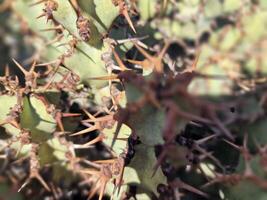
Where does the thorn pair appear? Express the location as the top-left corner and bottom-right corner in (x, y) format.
(128, 41), (170, 73)
(12, 59), (39, 90)
(18, 144), (50, 193)
(71, 109), (113, 137)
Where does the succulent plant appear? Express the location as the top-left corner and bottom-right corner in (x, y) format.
(0, 0), (267, 200)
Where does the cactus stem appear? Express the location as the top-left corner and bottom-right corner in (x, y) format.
(29, 0), (46, 7)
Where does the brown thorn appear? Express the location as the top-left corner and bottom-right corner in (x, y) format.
(94, 159), (116, 164)
(70, 125), (98, 136)
(79, 169), (100, 175)
(196, 134), (216, 145)
(62, 113), (81, 117)
(39, 25), (62, 32)
(4, 64), (10, 77)
(121, 8), (136, 33)
(12, 59), (28, 75)
(111, 121), (123, 149)
(126, 59), (144, 66)
(158, 41), (170, 59)
(88, 75), (118, 81)
(112, 48), (127, 71)
(82, 114), (113, 123)
(80, 134), (104, 148)
(133, 42), (153, 61)
(29, 60), (37, 73)
(82, 108), (96, 120)
(223, 139), (241, 150)
(34, 173), (51, 192)
(55, 112), (65, 132)
(18, 178), (30, 192)
(98, 180), (107, 200)
(172, 179), (209, 198)
(36, 12), (46, 19)
(152, 149), (167, 177)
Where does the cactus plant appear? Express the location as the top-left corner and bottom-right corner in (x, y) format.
(0, 0), (267, 199)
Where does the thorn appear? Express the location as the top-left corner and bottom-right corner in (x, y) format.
(153, 149), (167, 177)
(111, 121), (123, 149)
(210, 112), (234, 141)
(223, 139), (240, 150)
(82, 114), (113, 123)
(98, 180), (107, 200)
(191, 50), (201, 72)
(0, 154), (7, 159)
(18, 178), (30, 192)
(62, 113), (81, 117)
(70, 125), (98, 136)
(133, 41), (170, 73)
(88, 183), (100, 200)
(196, 134), (216, 145)
(34, 173), (51, 192)
(55, 112), (65, 132)
(196, 146), (225, 172)
(112, 48), (127, 71)
(133, 42), (153, 61)
(36, 12), (47, 19)
(12, 59), (28, 75)
(121, 8), (136, 33)
(79, 169), (100, 175)
(4, 64), (10, 77)
(35, 60), (59, 67)
(39, 25), (62, 32)
(88, 75), (118, 81)
(82, 109), (96, 120)
(74, 134), (104, 148)
(15, 143), (23, 158)
(94, 159), (116, 164)
(173, 179), (209, 198)
(46, 34), (64, 46)
(126, 59), (143, 66)
(29, 60), (37, 73)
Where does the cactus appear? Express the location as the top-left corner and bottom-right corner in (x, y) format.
(0, 0), (267, 199)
